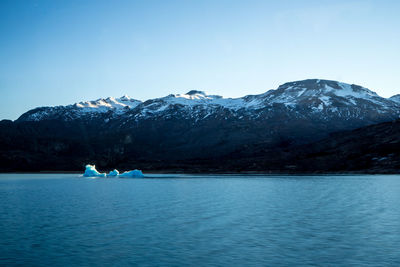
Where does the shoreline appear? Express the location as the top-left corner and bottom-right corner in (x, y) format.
(0, 170), (399, 175)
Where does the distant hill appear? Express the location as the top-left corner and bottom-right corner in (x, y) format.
(211, 119), (400, 173)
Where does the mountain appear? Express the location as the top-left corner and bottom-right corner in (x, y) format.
(389, 94), (400, 103)
(18, 95), (142, 121)
(18, 79), (399, 124)
(1, 79), (400, 172)
(220, 118), (400, 173)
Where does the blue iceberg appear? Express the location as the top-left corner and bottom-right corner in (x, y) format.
(83, 164), (144, 178)
(108, 169), (119, 176)
(119, 169), (144, 178)
(84, 164), (106, 177)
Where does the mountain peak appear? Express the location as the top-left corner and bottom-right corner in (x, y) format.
(276, 79), (378, 98)
(390, 94), (400, 103)
(186, 90), (206, 96)
(279, 79), (346, 90)
(119, 95), (131, 101)
(169, 90), (223, 101)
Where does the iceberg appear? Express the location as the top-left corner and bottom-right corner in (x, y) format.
(83, 164), (144, 178)
(84, 164), (107, 177)
(108, 169), (119, 176)
(119, 169), (144, 178)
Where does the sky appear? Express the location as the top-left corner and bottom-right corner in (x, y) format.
(1, 0), (399, 120)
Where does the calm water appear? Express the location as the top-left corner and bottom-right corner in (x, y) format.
(0, 174), (400, 266)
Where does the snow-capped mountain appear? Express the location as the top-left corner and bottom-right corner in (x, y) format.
(17, 79), (400, 123)
(14, 78), (400, 156)
(3, 79), (400, 172)
(265, 79), (395, 109)
(74, 95), (141, 113)
(18, 95), (142, 121)
(389, 94), (400, 103)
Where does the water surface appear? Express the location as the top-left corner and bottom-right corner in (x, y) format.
(1, 174), (400, 266)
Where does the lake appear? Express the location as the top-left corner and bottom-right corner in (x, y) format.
(0, 174), (400, 266)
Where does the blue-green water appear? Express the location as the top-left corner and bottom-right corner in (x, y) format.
(1, 174), (400, 266)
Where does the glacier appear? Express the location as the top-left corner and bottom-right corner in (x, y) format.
(83, 164), (144, 178)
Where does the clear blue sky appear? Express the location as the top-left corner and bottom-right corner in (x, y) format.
(1, 0), (399, 120)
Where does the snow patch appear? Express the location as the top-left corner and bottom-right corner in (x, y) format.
(75, 96), (141, 114)
(389, 94), (400, 103)
(319, 96), (331, 105)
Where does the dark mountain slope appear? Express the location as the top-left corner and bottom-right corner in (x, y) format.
(210, 119), (400, 173)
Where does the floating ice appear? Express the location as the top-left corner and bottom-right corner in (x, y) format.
(108, 169), (119, 176)
(83, 164), (106, 177)
(83, 164), (144, 178)
(119, 169), (144, 178)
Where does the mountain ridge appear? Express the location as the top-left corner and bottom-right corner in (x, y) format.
(16, 79), (400, 123)
(2, 79), (400, 172)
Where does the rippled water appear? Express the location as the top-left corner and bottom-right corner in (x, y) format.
(0, 174), (400, 266)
